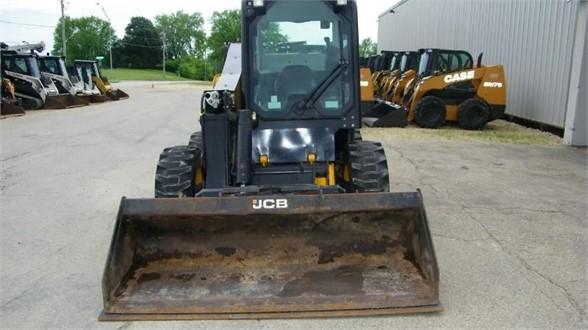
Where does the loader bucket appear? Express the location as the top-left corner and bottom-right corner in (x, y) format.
(106, 89), (129, 101)
(1, 103), (25, 117)
(362, 101), (408, 128)
(100, 191), (440, 321)
(43, 95), (89, 109)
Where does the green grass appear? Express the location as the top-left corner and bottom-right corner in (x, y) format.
(104, 68), (192, 82)
(364, 120), (562, 146)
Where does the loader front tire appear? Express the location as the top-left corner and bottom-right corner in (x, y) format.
(155, 146), (201, 198)
(188, 131), (203, 148)
(348, 141), (390, 192)
(414, 95), (446, 129)
(458, 99), (490, 130)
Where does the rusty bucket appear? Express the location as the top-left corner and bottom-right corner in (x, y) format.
(100, 192), (440, 321)
(43, 94), (90, 109)
(1, 102), (25, 117)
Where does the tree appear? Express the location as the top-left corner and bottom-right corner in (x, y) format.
(207, 10), (241, 73)
(154, 11), (206, 59)
(261, 22), (288, 52)
(359, 38), (378, 58)
(118, 17), (162, 68)
(52, 16), (116, 64)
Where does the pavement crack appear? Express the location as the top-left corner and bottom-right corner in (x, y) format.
(431, 232), (485, 243)
(1, 152), (31, 162)
(462, 207), (587, 323)
(0, 276), (43, 309)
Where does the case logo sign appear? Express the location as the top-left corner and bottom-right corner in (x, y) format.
(252, 199), (288, 209)
(483, 82), (503, 88)
(444, 70), (475, 84)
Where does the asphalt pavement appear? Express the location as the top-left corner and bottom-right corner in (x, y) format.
(1, 82), (586, 329)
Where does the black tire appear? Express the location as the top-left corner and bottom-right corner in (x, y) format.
(348, 140), (390, 192)
(155, 146), (201, 198)
(188, 131), (203, 148)
(458, 99), (490, 130)
(414, 95), (446, 129)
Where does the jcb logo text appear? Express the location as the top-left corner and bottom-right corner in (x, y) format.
(252, 199), (288, 210)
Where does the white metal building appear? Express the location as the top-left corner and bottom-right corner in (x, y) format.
(377, 0), (587, 146)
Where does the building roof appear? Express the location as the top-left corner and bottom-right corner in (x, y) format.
(378, 0), (410, 18)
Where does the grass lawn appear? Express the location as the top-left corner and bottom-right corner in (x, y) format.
(103, 68), (192, 82)
(364, 120), (562, 146)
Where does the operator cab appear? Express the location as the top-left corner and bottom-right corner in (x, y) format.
(244, 0), (358, 120)
(417, 48), (474, 78)
(1, 52), (41, 78)
(38, 56), (68, 76)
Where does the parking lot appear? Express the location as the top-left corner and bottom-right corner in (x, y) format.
(1, 82), (586, 329)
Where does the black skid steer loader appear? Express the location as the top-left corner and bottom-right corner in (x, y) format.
(101, 0), (439, 321)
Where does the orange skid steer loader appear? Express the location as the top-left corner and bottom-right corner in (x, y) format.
(400, 49), (507, 129)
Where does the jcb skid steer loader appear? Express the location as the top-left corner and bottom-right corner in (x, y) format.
(1, 78), (25, 117)
(1, 50), (82, 110)
(101, 0), (440, 321)
(397, 49), (506, 130)
(74, 60), (129, 101)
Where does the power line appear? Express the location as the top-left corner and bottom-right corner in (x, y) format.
(0, 20), (55, 28)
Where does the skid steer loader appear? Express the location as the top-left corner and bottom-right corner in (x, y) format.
(399, 48), (506, 129)
(362, 50), (420, 127)
(1, 78), (25, 117)
(37, 56), (90, 107)
(371, 51), (401, 97)
(1, 50), (83, 110)
(380, 50), (420, 101)
(101, 0), (439, 321)
(74, 60), (129, 101)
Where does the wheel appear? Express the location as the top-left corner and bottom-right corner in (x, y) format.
(458, 99), (490, 130)
(155, 146), (202, 198)
(414, 95), (446, 129)
(188, 131), (203, 148)
(347, 140), (390, 192)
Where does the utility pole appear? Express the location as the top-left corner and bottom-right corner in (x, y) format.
(60, 0), (66, 57)
(162, 32), (166, 78)
(97, 2), (113, 72)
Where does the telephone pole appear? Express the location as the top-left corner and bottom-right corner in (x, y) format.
(97, 2), (113, 72)
(162, 32), (166, 78)
(60, 0), (66, 57)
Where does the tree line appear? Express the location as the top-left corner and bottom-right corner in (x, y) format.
(52, 10), (240, 81)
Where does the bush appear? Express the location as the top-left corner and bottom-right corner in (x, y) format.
(176, 56), (216, 81)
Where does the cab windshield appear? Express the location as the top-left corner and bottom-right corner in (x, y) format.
(39, 58), (66, 76)
(250, 1), (353, 115)
(400, 55), (408, 72)
(417, 52), (430, 77)
(389, 55), (399, 71)
(3, 55), (41, 77)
